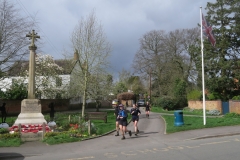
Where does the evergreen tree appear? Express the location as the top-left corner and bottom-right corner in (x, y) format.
(203, 0), (240, 100)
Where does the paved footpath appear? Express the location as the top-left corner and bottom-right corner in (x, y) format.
(1, 107), (240, 160)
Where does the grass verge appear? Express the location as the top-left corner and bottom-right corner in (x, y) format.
(151, 106), (217, 116)
(162, 114), (240, 134)
(42, 110), (117, 145)
(0, 138), (22, 147)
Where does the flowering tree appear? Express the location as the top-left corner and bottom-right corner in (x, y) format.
(36, 54), (67, 99)
(22, 54), (69, 99)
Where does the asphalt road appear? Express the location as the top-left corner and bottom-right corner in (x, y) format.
(1, 107), (240, 160)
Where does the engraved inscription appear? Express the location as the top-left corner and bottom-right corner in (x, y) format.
(21, 99), (41, 113)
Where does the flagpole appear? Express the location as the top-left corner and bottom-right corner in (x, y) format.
(200, 7), (206, 125)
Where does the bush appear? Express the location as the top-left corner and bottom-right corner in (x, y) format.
(0, 132), (20, 139)
(187, 90), (202, 100)
(224, 112), (240, 118)
(207, 92), (221, 100)
(44, 132), (60, 137)
(232, 95), (240, 100)
(159, 96), (177, 110)
(1, 80), (27, 100)
(151, 97), (162, 107)
(0, 128), (9, 134)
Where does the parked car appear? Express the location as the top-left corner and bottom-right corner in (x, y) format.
(112, 99), (118, 108)
(137, 99), (145, 107)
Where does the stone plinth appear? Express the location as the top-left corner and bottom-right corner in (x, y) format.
(14, 99), (47, 125)
(21, 131), (43, 142)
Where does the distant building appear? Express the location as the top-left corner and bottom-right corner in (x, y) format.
(0, 58), (72, 99)
(0, 75), (70, 99)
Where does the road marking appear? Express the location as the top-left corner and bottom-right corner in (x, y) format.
(121, 151), (137, 156)
(181, 145), (200, 149)
(231, 138), (240, 141)
(104, 153), (118, 158)
(137, 149), (156, 154)
(65, 156), (94, 160)
(200, 141), (230, 145)
(152, 148), (169, 152)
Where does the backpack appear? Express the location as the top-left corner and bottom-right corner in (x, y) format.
(119, 110), (128, 118)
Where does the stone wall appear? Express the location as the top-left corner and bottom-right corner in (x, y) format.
(188, 100), (222, 113)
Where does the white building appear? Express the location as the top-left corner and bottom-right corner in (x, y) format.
(0, 75), (70, 99)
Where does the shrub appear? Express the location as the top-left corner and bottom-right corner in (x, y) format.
(207, 92), (221, 100)
(0, 128), (9, 134)
(232, 95), (240, 100)
(187, 90), (202, 100)
(44, 132), (60, 137)
(0, 132), (20, 139)
(151, 97), (162, 107)
(159, 96), (177, 110)
(224, 112), (240, 118)
(2, 80), (27, 100)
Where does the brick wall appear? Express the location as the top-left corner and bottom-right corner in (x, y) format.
(188, 100), (222, 113)
(229, 100), (240, 114)
(0, 99), (70, 115)
(0, 99), (113, 116)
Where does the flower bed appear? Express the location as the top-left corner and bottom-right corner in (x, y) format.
(9, 124), (51, 133)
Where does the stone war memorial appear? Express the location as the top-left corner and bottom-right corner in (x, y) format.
(11, 30), (50, 141)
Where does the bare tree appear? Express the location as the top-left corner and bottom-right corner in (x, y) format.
(0, 0), (34, 77)
(70, 11), (111, 117)
(133, 28), (199, 97)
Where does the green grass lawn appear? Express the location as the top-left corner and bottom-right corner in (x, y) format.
(151, 106), (209, 116)
(160, 111), (240, 134)
(151, 106), (240, 134)
(0, 138), (22, 147)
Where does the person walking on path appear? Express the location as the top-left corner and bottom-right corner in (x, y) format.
(145, 101), (151, 118)
(130, 103), (141, 136)
(118, 104), (132, 140)
(114, 101), (120, 136)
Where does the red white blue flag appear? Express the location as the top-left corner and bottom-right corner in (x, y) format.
(202, 14), (216, 47)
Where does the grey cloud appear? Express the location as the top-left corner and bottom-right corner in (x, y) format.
(17, 0), (216, 76)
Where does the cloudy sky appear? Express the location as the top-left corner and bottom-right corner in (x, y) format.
(16, 0), (216, 77)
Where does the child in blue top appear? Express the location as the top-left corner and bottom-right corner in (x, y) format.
(117, 104), (132, 140)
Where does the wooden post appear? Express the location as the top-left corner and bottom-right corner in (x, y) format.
(88, 120), (91, 135)
(42, 122), (46, 140)
(69, 115), (71, 122)
(18, 123), (21, 138)
(78, 116), (81, 124)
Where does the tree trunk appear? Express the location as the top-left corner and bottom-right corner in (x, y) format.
(96, 100), (99, 112)
(82, 71), (88, 118)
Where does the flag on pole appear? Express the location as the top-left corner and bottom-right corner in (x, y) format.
(202, 14), (216, 47)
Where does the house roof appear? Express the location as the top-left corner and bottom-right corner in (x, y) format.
(7, 59), (74, 76)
